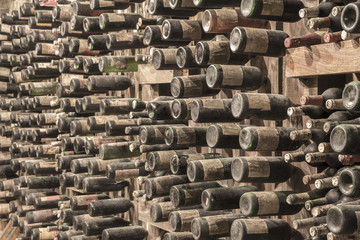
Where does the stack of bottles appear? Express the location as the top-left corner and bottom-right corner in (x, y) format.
(0, 0), (358, 240)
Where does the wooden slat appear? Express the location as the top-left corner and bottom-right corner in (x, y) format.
(135, 65), (183, 85)
(286, 40), (360, 78)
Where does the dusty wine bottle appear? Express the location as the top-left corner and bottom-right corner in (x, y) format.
(105, 119), (137, 136)
(144, 175), (189, 199)
(102, 226), (148, 240)
(88, 198), (133, 216)
(146, 149), (194, 171)
(206, 65), (264, 91)
(187, 158), (234, 182)
(284, 31), (327, 48)
(143, 25), (191, 47)
(99, 56), (146, 72)
(170, 75), (220, 98)
(286, 188), (331, 205)
(239, 126), (303, 151)
(230, 218), (293, 240)
(176, 46), (201, 69)
(99, 142), (141, 160)
(83, 176), (129, 193)
(106, 32), (145, 50)
(165, 126), (207, 148)
(169, 209), (227, 232)
(83, 217), (130, 236)
(191, 214), (243, 240)
(231, 156), (294, 183)
(330, 124), (360, 153)
(191, 99), (238, 123)
(340, 3), (360, 33)
(290, 129), (329, 144)
(147, 0), (198, 16)
(162, 19), (215, 41)
(201, 185), (258, 211)
(232, 93), (293, 120)
(240, 191), (303, 216)
(202, 9), (267, 33)
(34, 195), (69, 210)
(99, 13), (141, 31)
(230, 27), (289, 57)
(195, 41), (252, 66)
(152, 48), (178, 70)
(88, 35), (108, 51)
(87, 75), (132, 92)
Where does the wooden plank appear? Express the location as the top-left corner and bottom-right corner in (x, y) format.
(135, 64), (183, 85)
(286, 40), (360, 78)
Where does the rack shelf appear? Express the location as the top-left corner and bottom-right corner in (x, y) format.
(285, 40), (360, 78)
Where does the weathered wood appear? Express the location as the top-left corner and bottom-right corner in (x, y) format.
(286, 40), (360, 78)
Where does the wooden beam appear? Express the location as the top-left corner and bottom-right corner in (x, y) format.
(285, 40), (360, 78)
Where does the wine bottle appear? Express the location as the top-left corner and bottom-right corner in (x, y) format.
(232, 93), (292, 120)
(144, 175), (189, 199)
(201, 185), (258, 211)
(171, 99), (195, 120)
(150, 201), (181, 222)
(206, 124), (243, 148)
(230, 219), (293, 240)
(99, 13), (141, 31)
(323, 31), (343, 43)
(240, 126), (303, 151)
(330, 124), (360, 153)
(87, 75), (132, 92)
(170, 75), (219, 98)
(27, 176), (60, 189)
(146, 149), (193, 171)
(88, 198), (133, 216)
(165, 126), (207, 148)
(52, 5), (73, 22)
(143, 25), (190, 47)
(83, 217), (130, 236)
(147, 100), (173, 120)
(230, 27), (289, 57)
(106, 32), (146, 50)
(187, 158), (234, 182)
(99, 142), (140, 159)
(286, 188), (332, 206)
(170, 152), (223, 175)
(337, 167), (360, 196)
(288, 105), (330, 119)
(340, 2), (360, 33)
(308, 111), (355, 130)
(202, 9), (267, 33)
(169, 209), (226, 232)
(290, 129), (329, 144)
(307, 16), (342, 31)
(99, 56), (146, 72)
(293, 216), (327, 230)
(191, 214), (243, 240)
(102, 226), (148, 240)
(34, 195), (69, 210)
(195, 41), (252, 66)
(175, 46), (199, 69)
(301, 88), (342, 113)
(284, 143), (318, 163)
(191, 99), (238, 123)
(147, 0), (198, 16)
(88, 35), (108, 51)
(240, 0), (304, 22)
(231, 156), (294, 183)
(299, 2), (339, 18)
(100, 98), (139, 115)
(26, 209), (59, 223)
(161, 19), (215, 41)
(89, 0), (131, 10)
(326, 205), (360, 235)
(304, 188), (342, 210)
(169, 181), (222, 207)
(284, 31), (327, 48)
(83, 16), (101, 33)
(105, 119), (137, 136)
(82, 176), (129, 193)
(240, 191), (303, 216)
(152, 48), (178, 70)
(206, 65), (265, 90)
(338, 154), (360, 165)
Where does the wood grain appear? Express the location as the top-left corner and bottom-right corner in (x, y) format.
(286, 40), (360, 78)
